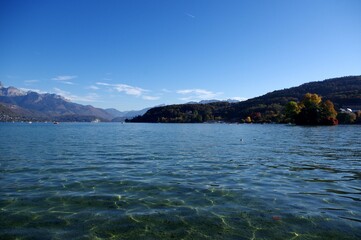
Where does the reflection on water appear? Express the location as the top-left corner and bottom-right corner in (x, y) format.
(0, 123), (360, 239)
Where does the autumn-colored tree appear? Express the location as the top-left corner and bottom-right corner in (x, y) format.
(250, 112), (262, 122)
(319, 100), (338, 125)
(290, 93), (338, 125)
(321, 100), (337, 118)
(301, 93), (322, 108)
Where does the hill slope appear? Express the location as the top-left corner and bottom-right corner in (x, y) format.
(131, 76), (361, 123)
(245, 75), (361, 109)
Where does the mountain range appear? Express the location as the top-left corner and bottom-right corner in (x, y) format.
(0, 81), (158, 122)
(1, 76), (360, 122)
(0, 82), (113, 122)
(0, 83), (239, 122)
(105, 107), (159, 122)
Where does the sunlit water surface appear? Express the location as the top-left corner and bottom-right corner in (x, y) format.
(0, 123), (360, 239)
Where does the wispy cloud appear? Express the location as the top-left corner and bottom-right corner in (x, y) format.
(51, 75), (77, 85)
(177, 89), (211, 95)
(53, 87), (99, 103)
(52, 88), (73, 101)
(96, 82), (147, 97)
(161, 88), (172, 93)
(96, 82), (160, 101)
(19, 88), (47, 94)
(231, 97), (247, 102)
(24, 80), (39, 84)
(52, 75), (77, 81)
(6, 75), (18, 79)
(87, 85), (99, 90)
(177, 88), (222, 101)
(142, 95), (160, 100)
(63, 81), (75, 85)
(185, 13), (196, 18)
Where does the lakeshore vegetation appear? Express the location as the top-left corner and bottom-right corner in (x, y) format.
(130, 76), (361, 125)
(1, 76), (361, 124)
(130, 92), (360, 125)
(131, 92), (360, 125)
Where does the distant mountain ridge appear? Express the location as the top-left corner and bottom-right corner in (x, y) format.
(1, 76), (360, 122)
(105, 107), (154, 119)
(0, 82), (159, 122)
(0, 82), (113, 121)
(0, 82), (27, 97)
(106, 105), (166, 122)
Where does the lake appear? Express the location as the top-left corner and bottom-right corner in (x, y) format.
(0, 123), (360, 239)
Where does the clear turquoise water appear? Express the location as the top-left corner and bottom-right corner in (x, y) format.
(0, 123), (360, 239)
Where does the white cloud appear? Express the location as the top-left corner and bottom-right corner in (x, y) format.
(161, 88), (172, 93)
(19, 88), (47, 94)
(96, 81), (161, 101)
(177, 89), (211, 95)
(230, 97), (247, 102)
(96, 82), (147, 97)
(176, 88), (222, 101)
(142, 95), (160, 100)
(96, 82), (109, 86)
(52, 75), (77, 81)
(24, 80), (39, 84)
(53, 88), (99, 103)
(87, 85), (99, 90)
(53, 88), (71, 99)
(63, 81), (75, 85)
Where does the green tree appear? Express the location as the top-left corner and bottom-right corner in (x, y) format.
(356, 111), (361, 124)
(285, 101), (300, 123)
(337, 112), (356, 124)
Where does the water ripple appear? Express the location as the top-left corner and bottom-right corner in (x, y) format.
(0, 123), (360, 239)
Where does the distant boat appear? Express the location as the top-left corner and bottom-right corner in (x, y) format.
(28, 121), (32, 124)
(53, 121), (59, 124)
(91, 119), (100, 123)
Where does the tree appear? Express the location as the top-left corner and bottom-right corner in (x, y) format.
(321, 100), (337, 119)
(285, 101), (300, 123)
(250, 112), (262, 122)
(292, 93), (338, 125)
(356, 111), (361, 124)
(302, 93), (322, 108)
(337, 112), (356, 124)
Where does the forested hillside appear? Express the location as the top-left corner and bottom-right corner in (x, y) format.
(130, 76), (361, 123)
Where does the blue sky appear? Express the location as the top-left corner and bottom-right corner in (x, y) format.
(1, 0), (360, 111)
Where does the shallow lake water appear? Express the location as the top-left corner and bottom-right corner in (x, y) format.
(0, 123), (360, 239)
